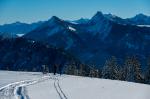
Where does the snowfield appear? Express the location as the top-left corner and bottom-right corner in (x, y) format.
(0, 71), (43, 88)
(0, 71), (150, 99)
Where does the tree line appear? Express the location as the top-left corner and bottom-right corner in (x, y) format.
(50, 56), (150, 84)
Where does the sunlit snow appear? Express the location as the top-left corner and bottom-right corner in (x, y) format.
(0, 71), (150, 99)
(68, 26), (76, 31)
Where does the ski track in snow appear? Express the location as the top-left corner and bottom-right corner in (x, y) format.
(53, 76), (68, 99)
(0, 75), (68, 99)
(0, 76), (50, 99)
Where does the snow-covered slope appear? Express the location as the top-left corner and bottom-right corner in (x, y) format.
(0, 71), (150, 99)
(0, 71), (42, 88)
(60, 76), (150, 99)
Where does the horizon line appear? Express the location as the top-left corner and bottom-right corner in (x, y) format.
(0, 11), (150, 25)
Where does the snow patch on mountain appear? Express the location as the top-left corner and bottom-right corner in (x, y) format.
(16, 34), (25, 37)
(137, 25), (150, 27)
(68, 26), (76, 31)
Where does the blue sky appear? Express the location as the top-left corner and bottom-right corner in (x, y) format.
(0, 0), (150, 24)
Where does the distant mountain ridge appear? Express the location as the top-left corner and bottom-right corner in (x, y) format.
(22, 11), (150, 67)
(0, 21), (44, 38)
(0, 12), (150, 37)
(0, 11), (150, 67)
(104, 13), (150, 25)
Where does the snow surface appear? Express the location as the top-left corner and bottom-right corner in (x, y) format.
(0, 71), (42, 88)
(60, 76), (150, 99)
(0, 71), (150, 99)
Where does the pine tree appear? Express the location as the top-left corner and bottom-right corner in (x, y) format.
(79, 64), (87, 76)
(123, 56), (134, 81)
(90, 65), (100, 78)
(102, 56), (120, 80)
(132, 56), (143, 83)
(64, 61), (77, 75)
(95, 69), (99, 78)
(123, 56), (143, 83)
(119, 67), (125, 81)
(89, 65), (95, 77)
(145, 57), (150, 84)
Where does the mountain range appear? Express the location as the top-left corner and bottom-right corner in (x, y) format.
(0, 21), (44, 38)
(0, 11), (150, 37)
(1, 11), (150, 67)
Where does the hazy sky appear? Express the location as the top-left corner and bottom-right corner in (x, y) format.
(0, 0), (150, 24)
